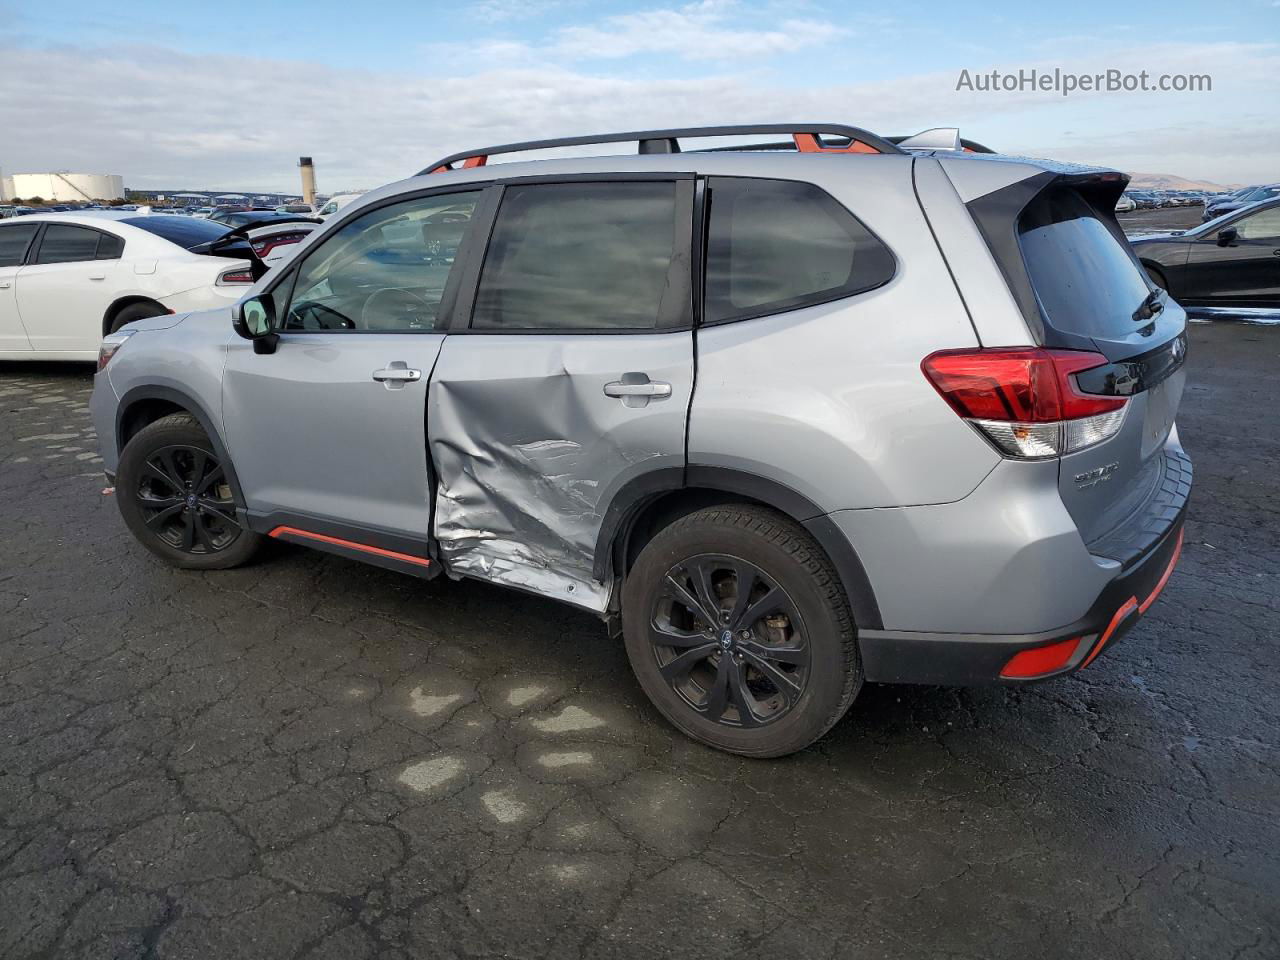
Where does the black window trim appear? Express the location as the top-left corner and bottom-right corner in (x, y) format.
(697, 174), (898, 328)
(261, 182), (494, 336)
(29, 221), (127, 266)
(451, 173), (697, 336)
(0, 221), (43, 268)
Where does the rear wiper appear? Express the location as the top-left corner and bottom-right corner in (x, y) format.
(1133, 288), (1164, 322)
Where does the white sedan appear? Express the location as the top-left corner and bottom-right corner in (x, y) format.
(0, 212), (315, 362)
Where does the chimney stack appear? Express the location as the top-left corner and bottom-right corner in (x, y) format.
(298, 156), (316, 207)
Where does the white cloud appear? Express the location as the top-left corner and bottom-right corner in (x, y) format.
(552, 0), (841, 61)
(0, 38), (1274, 191)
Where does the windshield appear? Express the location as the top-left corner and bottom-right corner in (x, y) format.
(1018, 187), (1153, 340)
(120, 215), (231, 249)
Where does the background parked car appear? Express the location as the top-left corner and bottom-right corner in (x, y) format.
(315, 193), (365, 219)
(275, 203), (314, 215)
(1202, 183), (1280, 222)
(0, 212), (309, 360)
(1115, 195), (1136, 212)
(1131, 196), (1280, 307)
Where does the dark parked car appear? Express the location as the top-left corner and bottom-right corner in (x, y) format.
(1202, 184), (1280, 222)
(1126, 191), (1160, 210)
(208, 209), (320, 229)
(1131, 197), (1280, 307)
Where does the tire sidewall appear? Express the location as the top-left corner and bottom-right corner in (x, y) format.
(622, 513), (858, 757)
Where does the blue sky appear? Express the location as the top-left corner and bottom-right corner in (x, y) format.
(1, 0), (1276, 191)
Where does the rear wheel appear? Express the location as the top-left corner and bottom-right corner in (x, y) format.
(621, 505), (861, 757)
(108, 301), (167, 335)
(116, 414), (261, 569)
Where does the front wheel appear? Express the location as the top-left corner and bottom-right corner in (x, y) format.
(621, 505), (861, 757)
(115, 414), (262, 569)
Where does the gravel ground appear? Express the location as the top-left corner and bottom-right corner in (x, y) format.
(1118, 205), (1205, 236)
(1, 320), (1277, 960)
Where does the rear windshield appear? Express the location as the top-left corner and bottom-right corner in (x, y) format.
(1018, 188), (1152, 339)
(121, 216), (231, 249)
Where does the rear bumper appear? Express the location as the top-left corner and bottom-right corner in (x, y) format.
(857, 503), (1186, 685)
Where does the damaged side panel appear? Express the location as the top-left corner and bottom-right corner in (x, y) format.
(427, 333), (694, 612)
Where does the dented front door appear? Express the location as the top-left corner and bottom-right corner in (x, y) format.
(427, 177), (696, 611)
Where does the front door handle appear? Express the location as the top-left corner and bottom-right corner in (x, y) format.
(604, 374), (672, 408)
(0, 280), (10, 289)
(372, 361), (421, 390)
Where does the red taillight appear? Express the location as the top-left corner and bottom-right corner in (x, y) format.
(921, 347), (1129, 459)
(217, 268), (255, 285)
(250, 232), (305, 258)
(921, 348), (1125, 421)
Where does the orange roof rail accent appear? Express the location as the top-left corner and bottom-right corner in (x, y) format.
(792, 133), (879, 155)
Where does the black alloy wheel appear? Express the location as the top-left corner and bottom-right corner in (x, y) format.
(133, 444), (241, 554)
(650, 554), (810, 729)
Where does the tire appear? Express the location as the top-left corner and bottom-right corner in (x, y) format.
(1143, 264), (1168, 292)
(621, 505), (861, 758)
(116, 413), (262, 570)
(108, 301), (167, 335)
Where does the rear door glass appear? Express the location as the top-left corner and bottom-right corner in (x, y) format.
(1018, 188), (1153, 339)
(471, 181), (680, 331)
(35, 225), (103, 264)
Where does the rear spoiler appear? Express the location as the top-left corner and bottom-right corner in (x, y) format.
(196, 216), (320, 279)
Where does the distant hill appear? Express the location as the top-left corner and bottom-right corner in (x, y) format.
(1128, 173), (1242, 192)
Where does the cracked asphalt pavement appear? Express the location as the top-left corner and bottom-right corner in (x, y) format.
(2, 320), (1277, 959)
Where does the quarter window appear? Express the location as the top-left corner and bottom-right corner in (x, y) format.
(280, 191), (480, 332)
(0, 224), (38, 267)
(471, 181), (682, 331)
(35, 225), (106, 264)
(704, 177), (895, 324)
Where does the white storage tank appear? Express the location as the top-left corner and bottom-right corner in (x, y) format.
(7, 172), (126, 202)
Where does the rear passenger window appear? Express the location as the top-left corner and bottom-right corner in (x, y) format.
(472, 181), (682, 331)
(35, 225), (103, 264)
(704, 177), (895, 324)
(0, 224), (38, 267)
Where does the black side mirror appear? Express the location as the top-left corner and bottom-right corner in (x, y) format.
(232, 295), (279, 354)
(1217, 226), (1239, 247)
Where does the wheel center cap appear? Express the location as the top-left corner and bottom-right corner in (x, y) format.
(185, 494), (197, 508)
(719, 629), (734, 650)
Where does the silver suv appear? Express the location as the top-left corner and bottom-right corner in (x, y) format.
(91, 125), (1191, 757)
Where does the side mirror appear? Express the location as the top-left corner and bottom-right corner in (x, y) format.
(1217, 226), (1238, 247)
(231, 295), (279, 354)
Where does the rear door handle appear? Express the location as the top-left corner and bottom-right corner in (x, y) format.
(604, 374), (672, 408)
(88, 272), (106, 281)
(0, 281), (10, 289)
(372, 362), (421, 389)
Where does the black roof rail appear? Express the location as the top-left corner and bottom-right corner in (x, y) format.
(420, 124), (906, 175)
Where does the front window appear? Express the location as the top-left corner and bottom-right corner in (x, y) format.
(1236, 207), (1280, 241)
(280, 190), (480, 332)
(0, 223), (39, 267)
